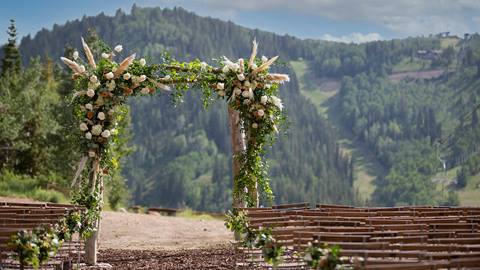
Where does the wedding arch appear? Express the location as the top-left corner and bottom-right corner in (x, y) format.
(59, 37), (289, 264)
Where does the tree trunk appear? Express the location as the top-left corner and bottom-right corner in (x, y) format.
(85, 158), (100, 265)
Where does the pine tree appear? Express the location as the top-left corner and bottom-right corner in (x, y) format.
(1, 19), (21, 76)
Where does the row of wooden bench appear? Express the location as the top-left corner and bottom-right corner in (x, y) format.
(0, 202), (85, 270)
(236, 203), (480, 269)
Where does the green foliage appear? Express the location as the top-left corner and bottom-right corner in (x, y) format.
(303, 241), (346, 270)
(1, 19), (21, 76)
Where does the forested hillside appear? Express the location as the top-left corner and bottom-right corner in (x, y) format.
(14, 6), (354, 210)
(3, 5), (479, 210)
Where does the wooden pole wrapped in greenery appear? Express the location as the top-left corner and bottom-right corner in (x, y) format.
(56, 37), (289, 265)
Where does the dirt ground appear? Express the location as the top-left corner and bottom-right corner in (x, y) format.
(98, 211), (232, 250)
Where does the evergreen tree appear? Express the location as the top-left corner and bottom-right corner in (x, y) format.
(1, 19), (21, 76)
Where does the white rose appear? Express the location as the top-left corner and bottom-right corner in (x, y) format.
(251, 63), (258, 69)
(139, 58), (146, 66)
(123, 73), (131, 80)
(257, 109), (265, 117)
(85, 103), (93, 110)
(88, 151), (96, 158)
(138, 75), (147, 82)
(90, 75), (98, 83)
(270, 96), (284, 111)
(200, 62), (207, 70)
(101, 130), (111, 138)
(97, 112), (106, 120)
(218, 91), (225, 97)
(230, 63), (240, 72)
(73, 51), (79, 60)
(243, 99), (251, 105)
(247, 88), (254, 99)
(237, 74), (245, 81)
(141, 87), (150, 94)
(164, 75), (171, 80)
(114, 45), (123, 53)
(216, 83), (224, 90)
(108, 109), (114, 116)
(252, 123), (258, 129)
(91, 125), (102, 136)
(105, 72), (114, 80)
(85, 132), (92, 140)
(260, 95), (268, 105)
(242, 90), (250, 98)
(78, 65), (86, 73)
(222, 65), (230, 74)
(101, 52), (110, 59)
(261, 56), (268, 63)
(234, 87), (242, 95)
(86, 89), (95, 98)
(79, 123), (88, 131)
(244, 80), (251, 87)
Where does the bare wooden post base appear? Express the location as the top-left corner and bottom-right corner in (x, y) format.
(85, 158), (100, 265)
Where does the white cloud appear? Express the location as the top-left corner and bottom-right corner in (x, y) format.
(194, 0), (480, 37)
(321, 32), (383, 44)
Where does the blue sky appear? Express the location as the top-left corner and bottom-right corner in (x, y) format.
(1, 0), (479, 44)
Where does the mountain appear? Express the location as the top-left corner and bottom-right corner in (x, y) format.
(18, 5), (354, 211)
(16, 5), (480, 209)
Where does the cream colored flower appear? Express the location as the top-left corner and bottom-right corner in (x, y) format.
(260, 95), (268, 105)
(237, 74), (245, 81)
(105, 72), (114, 80)
(86, 89), (95, 98)
(141, 87), (150, 94)
(234, 87), (242, 95)
(139, 58), (146, 66)
(108, 109), (114, 116)
(216, 83), (224, 90)
(138, 75), (147, 82)
(107, 80), (116, 91)
(97, 112), (106, 120)
(261, 55), (268, 63)
(257, 109), (265, 117)
(85, 132), (92, 140)
(244, 80), (251, 87)
(85, 103), (93, 110)
(79, 123), (88, 131)
(79, 65), (86, 73)
(114, 45), (123, 52)
(101, 52), (110, 59)
(252, 123), (258, 129)
(123, 73), (131, 80)
(73, 51), (79, 60)
(90, 75), (98, 83)
(243, 99), (251, 105)
(91, 125), (102, 136)
(222, 65), (230, 74)
(270, 96), (283, 110)
(200, 61), (207, 70)
(101, 130), (111, 138)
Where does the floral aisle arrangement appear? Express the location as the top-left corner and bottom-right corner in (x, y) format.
(225, 210), (349, 269)
(8, 210), (83, 268)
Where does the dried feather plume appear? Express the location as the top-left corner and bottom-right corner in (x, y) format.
(114, 53), (136, 77)
(60, 57), (83, 74)
(248, 39), (258, 68)
(81, 37), (96, 69)
(254, 56), (278, 74)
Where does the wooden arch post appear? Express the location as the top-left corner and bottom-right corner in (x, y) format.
(86, 158), (101, 265)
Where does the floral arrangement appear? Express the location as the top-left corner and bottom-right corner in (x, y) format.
(214, 41), (288, 205)
(61, 37), (289, 209)
(8, 210), (83, 268)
